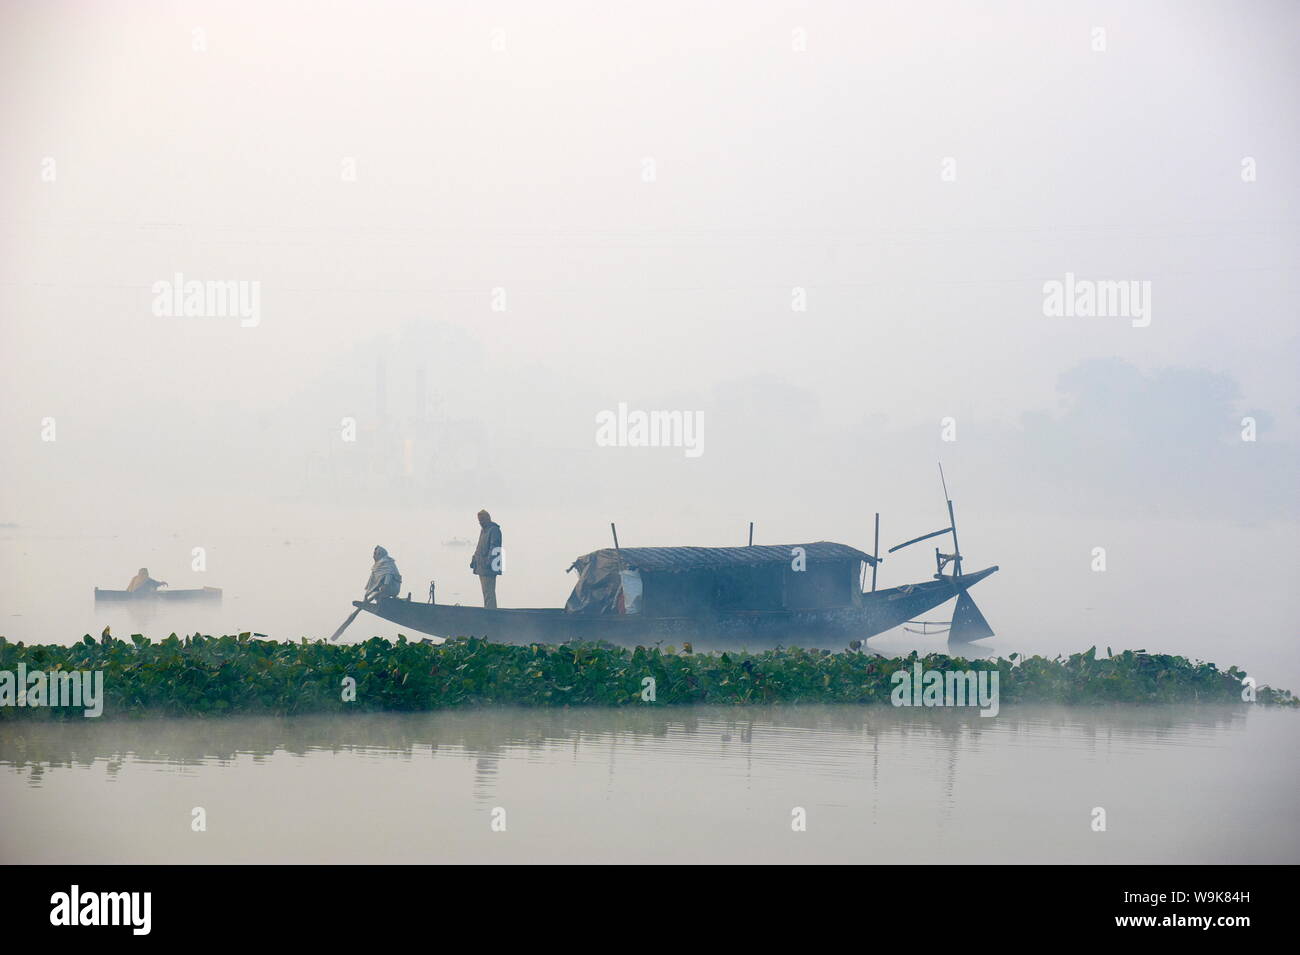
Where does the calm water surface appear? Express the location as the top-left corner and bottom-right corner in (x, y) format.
(2, 704), (1296, 864)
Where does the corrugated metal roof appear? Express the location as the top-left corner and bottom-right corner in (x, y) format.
(575, 541), (876, 571)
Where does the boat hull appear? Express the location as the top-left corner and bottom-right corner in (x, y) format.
(354, 567), (997, 648)
(94, 586), (223, 603)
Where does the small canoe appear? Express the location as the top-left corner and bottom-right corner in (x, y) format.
(94, 586), (223, 603)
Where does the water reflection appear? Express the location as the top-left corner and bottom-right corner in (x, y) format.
(473, 755), (499, 805)
(1, 705), (1292, 864)
(0, 703), (1251, 785)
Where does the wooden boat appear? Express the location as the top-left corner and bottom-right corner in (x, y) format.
(355, 564), (996, 649)
(356, 471), (997, 648)
(94, 586), (223, 603)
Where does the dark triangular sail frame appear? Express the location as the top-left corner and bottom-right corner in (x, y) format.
(949, 590), (994, 641)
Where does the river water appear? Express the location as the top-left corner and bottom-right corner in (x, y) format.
(4, 520), (1298, 864)
(1, 704), (1295, 864)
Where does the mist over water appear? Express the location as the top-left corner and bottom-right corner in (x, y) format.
(0, 0), (1297, 872)
(2, 705), (1295, 864)
(2, 2), (1297, 690)
(4, 509), (1296, 691)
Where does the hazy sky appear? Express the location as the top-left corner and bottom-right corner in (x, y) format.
(1, 1), (1297, 680)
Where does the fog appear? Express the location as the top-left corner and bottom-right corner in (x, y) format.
(2, 1), (1297, 684)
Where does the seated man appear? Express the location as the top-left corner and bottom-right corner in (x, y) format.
(126, 567), (168, 593)
(364, 546), (402, 602)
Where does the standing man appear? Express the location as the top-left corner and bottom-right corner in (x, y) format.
(470, 509), (503, 608)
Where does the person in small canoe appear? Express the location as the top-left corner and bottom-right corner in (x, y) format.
(364, 546), (402, 602)
(126, 568), (168, 593)
(470, 509), (503, 609)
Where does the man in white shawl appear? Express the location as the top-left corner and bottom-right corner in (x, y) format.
(364, 546), (402, 602)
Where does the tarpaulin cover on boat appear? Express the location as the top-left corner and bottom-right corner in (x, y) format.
(564, 549), (627, 614)
(564, 542), (875, 614)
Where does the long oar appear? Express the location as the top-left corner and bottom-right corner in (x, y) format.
(329, 605), (364, 642)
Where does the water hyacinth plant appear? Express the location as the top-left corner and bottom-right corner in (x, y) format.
(0, 634), (1292, 720)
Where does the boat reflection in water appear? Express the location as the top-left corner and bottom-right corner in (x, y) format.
(1, 704), (1291, 865)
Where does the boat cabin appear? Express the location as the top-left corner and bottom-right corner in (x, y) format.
(564, 542), (876, 617)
